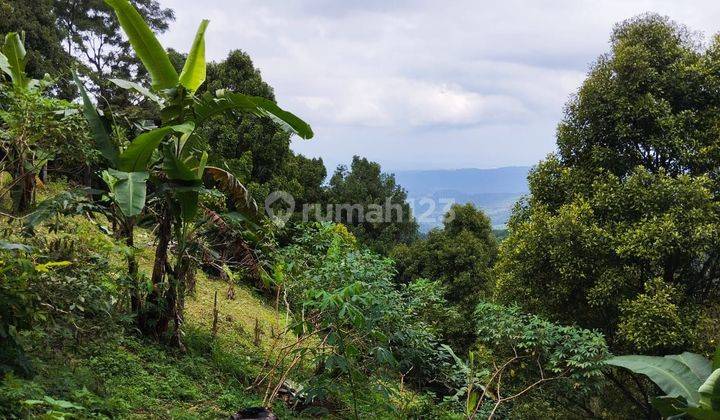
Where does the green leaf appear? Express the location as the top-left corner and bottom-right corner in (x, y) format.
(118, 126), (173, 172)
(171, 121), (196, 135)
(699, 369), (720, 411)
(714, 346), (720, 371)
(102, 169), (149, 217)
(1, 32), (28, 88)
(72, 70), (119, 166)
(162, 147), (201, 182)
(0, 241), (33, 252)
(651, 396), (688, 418)
(104, 0), (178, 90)
(43, 395), (84, 410)
(178, 20), (209, 92)
(118, 123), (195, 172)
(606, 355), (702, 404)
(194, 91), (314, 139)
(668, 353), (714, 383)
(109, 78), (162, 104)
(466, 391), (479, 416)
(25, 189), (99, 230)
(0, 52), (11, 80)
(685, 406), (720, 420)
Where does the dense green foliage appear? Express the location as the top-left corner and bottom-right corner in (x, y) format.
(0, 0), (72, 80)
(493, 14), (720, 417)
(196, 49), (327, 205)
(276, 223), (454, 392)
(496, 14), (720, 353)
(327, 155), (419, 254)
(393, 203), (497, 348)
(0, 33), (91, 213)
(3, 5), (720, 419)
(466, 303), (609, 418)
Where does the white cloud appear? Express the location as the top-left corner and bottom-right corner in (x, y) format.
(296, 78), (529, 127)
(158, 0), (720, 171)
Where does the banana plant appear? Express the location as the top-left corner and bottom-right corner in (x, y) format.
(606, 347), (720, 419)
(77, 0), (312, 340)
(0, 32), (35, 91)
(0, 32), (57, 213)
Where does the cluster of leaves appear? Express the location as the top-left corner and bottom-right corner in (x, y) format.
(607, 348), (720, 419)
(273, 223), (456, 406)
(0, 230), (122, 379)
(490, 14), (720, 417)
(392, 203), (498, 349)
(0, 0), (72, 82)
(495, 15), (720, 352)
(326, 156), (419, 254)
(0, 243), (37, 377)
(0, 32), (92, 213)
(450, 303), (610, 419)
(194, 50), (326, 206)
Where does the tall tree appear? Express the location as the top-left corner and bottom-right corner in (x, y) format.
(555, 13), (720, 179)
(392, 203), (497, 348)
(495, 18), (720, 418)
(54, 0), (173, 79)
(0, 0), (72, 80)
(494, 14), (720, 416)
(53, 0), (174, 109)
(196, 50), (324, 204)
(327, 156), (418, 254)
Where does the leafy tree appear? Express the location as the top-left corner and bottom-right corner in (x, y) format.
(392, 203), (497, 348)
(494, 14), (720, 416)
(495, 14), (720, 350)
(1, 0), (174, 100)
(76, 0), (312, 344)
(445, 303), (609, 419)
(274, 222), (454, 392)
(327, 155), (418, 254)
(281, 153), (327, 208)
(200, 51), (289, 184)
(402, 278), (461, 338)
(556, 13), (720, 179)
(0, 0), (72, 80)
(54, 0), (174, 86)
(497, 166), (720, 351)
(196, 49), (326, 205)
(0, 33), (87, 213)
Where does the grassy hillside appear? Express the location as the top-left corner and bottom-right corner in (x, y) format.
(0, 197), (437, 418)
(1, 212), (289, 417)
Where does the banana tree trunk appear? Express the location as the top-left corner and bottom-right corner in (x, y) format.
(119, 221), (140, 313)
(13, 156), (35, 214)
(139, 202), (173, 336)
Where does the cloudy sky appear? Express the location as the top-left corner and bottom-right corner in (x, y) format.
(158, 0), (720, 172)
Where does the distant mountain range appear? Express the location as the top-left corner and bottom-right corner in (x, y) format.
(394, 167), (531, 231)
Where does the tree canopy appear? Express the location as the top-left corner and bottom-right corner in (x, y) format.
(392, 203), (497, 348)
(495, 14), (720, 356)
(327, 155), (418, 254)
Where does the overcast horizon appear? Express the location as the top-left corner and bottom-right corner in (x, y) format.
(157, 0), (720, 172)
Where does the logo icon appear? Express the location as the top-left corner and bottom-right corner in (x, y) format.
(264, 191), (295, 227)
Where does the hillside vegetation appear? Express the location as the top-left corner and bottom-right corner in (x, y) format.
(2, 2), (720, 419)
